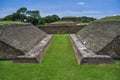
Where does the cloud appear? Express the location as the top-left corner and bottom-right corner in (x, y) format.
(77, 2), (85, 6)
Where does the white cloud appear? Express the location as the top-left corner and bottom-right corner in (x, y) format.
(77, 2), (86, 6)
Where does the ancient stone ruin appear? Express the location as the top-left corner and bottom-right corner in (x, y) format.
(70, 21), (120, 64)
(38, 25), (85, 34)
(0, 24), (53, 63)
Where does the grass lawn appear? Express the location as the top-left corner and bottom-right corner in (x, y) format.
(100, 15), (120, 21)
(50, 21), (89, 26)
(0, 21), (28, 24)
(50, 21), (76, 25)
(0, 34), (120, 80)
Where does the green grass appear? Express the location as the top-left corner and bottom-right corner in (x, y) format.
(0, 21), (29, 24)
(50, 21), (88, 26)
(50, 21), (76, 25)
(0, 34), (120, 80)
(100, 15), (120, 21)
(76, 23), (89, 25)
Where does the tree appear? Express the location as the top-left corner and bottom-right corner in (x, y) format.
(26, 10), (40, 19)
(44, 15), (54, 23)
(16, 7), (27, 14)
(38, 18), (45, 25)
(52, 15), (60, 21)
(0, 18), (4, 21)
(2, 7), (60, 25)
(12, 13), (26, 22)
(26, 16), (39, 25)
(26, 10), (41, 25)
(44, 15), (60, 23)
(3, 14), (13, 21)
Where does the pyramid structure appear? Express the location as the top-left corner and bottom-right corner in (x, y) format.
(70, 21), (120, 64)
(0, 24), (53, 63)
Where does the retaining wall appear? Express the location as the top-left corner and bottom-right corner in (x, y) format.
(38, 25), (85, 34)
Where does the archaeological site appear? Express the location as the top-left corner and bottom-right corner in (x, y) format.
(70, 21), (120, 64)
(0, 24), (53, 63)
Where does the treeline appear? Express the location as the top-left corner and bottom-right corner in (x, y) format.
(0, 7), (60, 25)
(0, 7), (97, 25)
(61, 16), (97, 23)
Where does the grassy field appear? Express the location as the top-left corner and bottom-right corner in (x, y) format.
(0, 21), (28, 24)
(99, 15), (120, 21)
(0, 34), (120, 80)
(50, 21), (89, 26)
(50, 21), (76, 25)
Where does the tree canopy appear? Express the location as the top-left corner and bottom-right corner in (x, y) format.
(61, 16), (97, 23)
(0, 7), (98, 25)
(16, 7), (27, 14)
(1, 7), (60, 25)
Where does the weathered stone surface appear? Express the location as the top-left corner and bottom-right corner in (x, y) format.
(38, 25), (85, 34)
(0, 41), (24, 60)
(14, 35), (53, 63)
(70, 34), (115, 64)
(98, 35), (120, 58)
(0, 24), (52, 63)
(76, 21), (120, 58)
(0, 24), (47, 54)
(70, 21), (120, 64)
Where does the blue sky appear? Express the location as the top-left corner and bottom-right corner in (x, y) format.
(0, 0), (120, 18)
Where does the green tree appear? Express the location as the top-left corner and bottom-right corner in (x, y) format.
(2, 7), (60, 25)
(26, 10), (41, 25)
(44, 15), (54, 23)
(12, 13), (26, 22)
(44, 15), (60, 23)
(3, 14), (13, 21)
(38, 18), (45, 25)
(26, 16), (39, 25)
(26, 10), (40, 19)
(52, 15), (60, 21)
(16, 7), (27, 14)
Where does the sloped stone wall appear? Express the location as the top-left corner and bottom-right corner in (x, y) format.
(38, 25), (85, 34)
(76, 21), (120, 53)
(0, 41), (24, 60)
(0, 24), (48, 61)
(0, 24), (47, 54)
(76, 21), (120, 58)
(61, 17), (78, 22)
(70, 34), (115, 64)
(97, 35), (120, 58)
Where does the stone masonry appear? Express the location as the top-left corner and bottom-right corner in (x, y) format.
(0, 24), (53, 63)
(70, 21), (120, 64)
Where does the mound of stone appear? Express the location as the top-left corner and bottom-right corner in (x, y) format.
(0, 24), (53, 63)
(70, 21), (120, 64)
